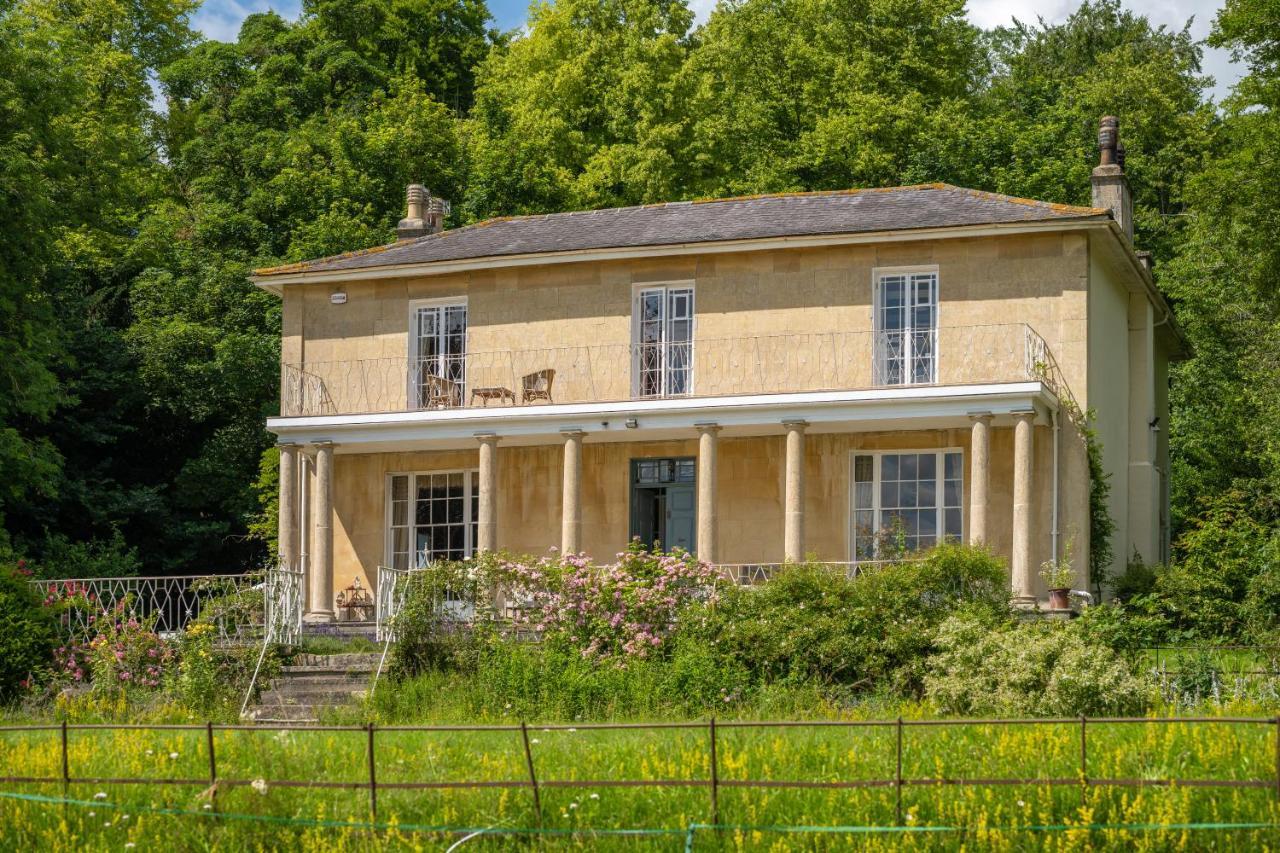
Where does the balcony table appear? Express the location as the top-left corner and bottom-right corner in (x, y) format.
(470, 386), (517, 406)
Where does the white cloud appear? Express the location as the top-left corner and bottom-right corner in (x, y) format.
(193, 0), (301, 43)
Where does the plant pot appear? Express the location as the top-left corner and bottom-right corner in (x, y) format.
(1048, 588), (1071, 610)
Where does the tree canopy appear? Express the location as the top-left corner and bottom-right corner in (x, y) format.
(0, 0), (1274, 588)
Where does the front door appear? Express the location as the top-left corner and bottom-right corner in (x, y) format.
(629, 458), (697, 554)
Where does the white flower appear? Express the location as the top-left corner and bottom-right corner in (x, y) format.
(202, 804), (212, 811)
(589, 793), (599, 800)
(145, 750), (153, 756)
(88, 811), (95, 817)
(125, 844), (136, 850)
(530, 738), (540, 744)
(121, 814), (129, 820)
(168, 752), (179, 760)
(569, 802), (578, 810)
(94, 792), (107, 800)
(103, 821), (111, 827)
(1017, 799), (1026, 807)
(251, 778), (269, 795)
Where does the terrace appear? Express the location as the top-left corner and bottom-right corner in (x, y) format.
(279, 323), (1067, 419)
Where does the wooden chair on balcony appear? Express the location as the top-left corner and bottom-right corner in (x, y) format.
(521, 369), (555, 404)
(422, 374), (460, 409)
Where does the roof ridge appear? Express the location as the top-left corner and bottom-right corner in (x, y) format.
(253, 183), (1108, 277)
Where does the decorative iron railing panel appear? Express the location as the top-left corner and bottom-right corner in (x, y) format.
(263, 563), (304, 645)
(32, 575), (258, 638)
(281, 323), (1059, 417)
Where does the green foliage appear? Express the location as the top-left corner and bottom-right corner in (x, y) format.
(0, 565), (57, 701)
(680, 546), (1009, 694)
(924, 611), (1153, 716)
(388, 557), (500, 678)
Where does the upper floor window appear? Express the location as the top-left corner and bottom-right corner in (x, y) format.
(874, 269), (937, 386)
(633, 284), (694, 398)
(410, 299), (467, 408)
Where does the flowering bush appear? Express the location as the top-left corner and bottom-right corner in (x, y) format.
(500, 541), (718, 661)
(85, 606), (176, 697)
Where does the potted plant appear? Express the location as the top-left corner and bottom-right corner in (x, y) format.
(1038, 537), (1076, 611)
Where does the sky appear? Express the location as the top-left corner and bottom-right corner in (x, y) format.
(192, 0), (1240, 101)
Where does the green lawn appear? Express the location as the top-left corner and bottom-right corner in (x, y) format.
(0, 703), (1277, 850)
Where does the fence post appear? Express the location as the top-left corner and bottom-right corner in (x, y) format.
(367, 723), (377, 821)
(1079, 715), (1087, 808)
(60, 720), (69, 794)
(206, 721), (217, 812)
(520, 721), (543, 828)
(708, 717), (719, 827)
(895, 717), (904, 826)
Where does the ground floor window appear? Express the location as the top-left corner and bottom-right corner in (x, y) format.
(387, 471), (479, 568)
(851, 450), (963, 559)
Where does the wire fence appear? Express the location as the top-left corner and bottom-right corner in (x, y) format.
(1, 715), (1277, 830)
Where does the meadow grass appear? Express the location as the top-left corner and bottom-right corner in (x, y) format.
(1, 697), (1279, 850)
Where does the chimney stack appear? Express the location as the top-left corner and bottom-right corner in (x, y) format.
(1091, 116), (1133, 244)
(397, 184), (450, 241)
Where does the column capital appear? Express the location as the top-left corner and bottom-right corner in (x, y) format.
(1011, 409), (1038, 422)
(312, 439), (337, 450)
(694, 422), (721, 434)
(559, 427), (586, 437)
(474, 432), (501, 445)
(781, 418), (809, 430)
(967, 411), (994, 422)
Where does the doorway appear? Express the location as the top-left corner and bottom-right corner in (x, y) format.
(629, 457), (696, 553)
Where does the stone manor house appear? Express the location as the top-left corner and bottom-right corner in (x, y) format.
(254, 116), (1182, 621)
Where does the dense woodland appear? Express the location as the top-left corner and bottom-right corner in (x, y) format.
(0, 0), (1276, 595)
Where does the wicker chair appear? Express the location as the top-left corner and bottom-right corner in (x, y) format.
(521, 369), (555, 404)
(422, 374), (459, 408)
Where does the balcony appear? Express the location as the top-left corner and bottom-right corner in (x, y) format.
(280, 323), (1065, 418)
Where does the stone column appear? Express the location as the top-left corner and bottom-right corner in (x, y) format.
(968, 414), (992, 546)
(783, 420), (808, 562)
(1011, 412), (1037, 605)
(305, 441), (336, 623)
(560, 429), (584, 554)
(476, 433), (500, 553)
(278, 443), (299, 570)
(695, 423), (720, 564)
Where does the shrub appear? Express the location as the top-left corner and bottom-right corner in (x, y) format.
(389, 557), (501, 678)
(1153, 492), (1280, 638)
(924, 613), (1152, 716)
(1112, 557), (1158, 602)
(678, 544), (1009, 694)
(500, 542), (718, 661)
(0, 564), (58, 700)
(1240, 560), (1280, 646)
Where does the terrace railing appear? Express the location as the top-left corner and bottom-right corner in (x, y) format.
(281, 323), (1060, 417)
(32, 575), (258, 639)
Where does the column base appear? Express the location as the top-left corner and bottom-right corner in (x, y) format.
(1011, 596), (1039, 610)
(303, 610), (336, 624)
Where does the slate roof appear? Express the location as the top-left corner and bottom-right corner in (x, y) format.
(253, 183), (1109, 278)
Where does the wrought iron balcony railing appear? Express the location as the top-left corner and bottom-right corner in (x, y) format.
(281, 323), (1059, 418)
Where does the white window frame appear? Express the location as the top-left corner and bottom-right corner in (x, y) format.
(407, 296), (468, 408)
(872, 265), (939, 386)
(385, 469), (479, 569)
(848, 448), (964, 561)
(630, 282), (696, 398)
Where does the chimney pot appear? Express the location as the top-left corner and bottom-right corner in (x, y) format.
(1091, 116), (1132, 244)
(397, 183), (449, 241)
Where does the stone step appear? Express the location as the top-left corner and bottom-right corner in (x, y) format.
(260, 689), (363, 702)
(292, 653), (382, 669)
(277, 670), (373, 685)
(251, 704), (323, 723)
